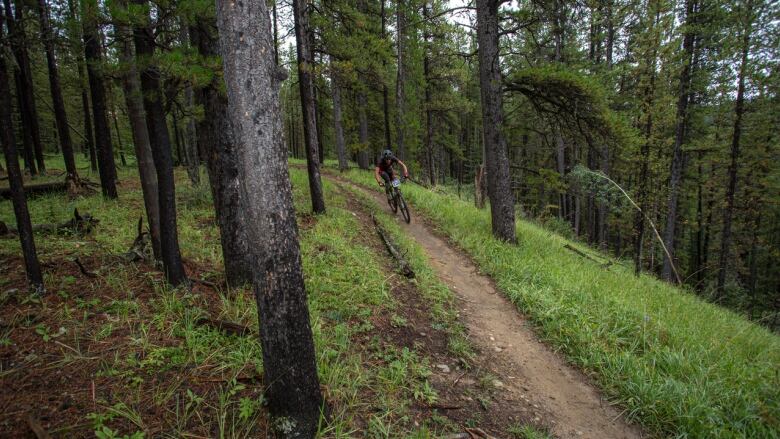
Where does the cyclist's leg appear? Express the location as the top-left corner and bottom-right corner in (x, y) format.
(381, 171), (392, 195)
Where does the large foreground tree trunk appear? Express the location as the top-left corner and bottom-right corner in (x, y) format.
(82, 0), (118, 199)
(37, 0), (78, 182)
(476, 0), (516, 243)
(215, 0), (324, 434)
(292, 0), (326, 214)
(132, 0), (187, 286)
(1, 19), (43, 293)
(113, 0), (161, 259)
(190, 19), (252, 287)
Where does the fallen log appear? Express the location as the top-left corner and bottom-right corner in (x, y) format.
(195, 317), (253, 336)
(0, 209), (98, 237)
(563, 243), (612, 269)
(371, 214), (415, 279)
(0, 181), (67, 199)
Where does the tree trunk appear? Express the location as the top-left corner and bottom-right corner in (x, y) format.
(395, 0), (406, 160)
(65, 0), (97, 172)
(634, 3), (660, 275)
(330, 59), (348, 171)
(113, 0), (161, 259)
(292, 0), (326, 214)
(0, 18), (43, 293)
(716, 13), (751, 298)
(180, 27), (200, 186)
(82, 0), (118, 199)
(215, 0), (324, 433)
(476, 0), (515, 243)
(422, 0), (435, 186)
(190, 19), (252, 287)
(37, 0), (78, 182)
(661, 0), (697, 281)
(4, 0), (43, 175)
(357, 91), (370, 169)
(132, 0), (187, 286)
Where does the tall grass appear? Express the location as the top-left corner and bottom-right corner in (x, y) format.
(342, 168), (780, 438)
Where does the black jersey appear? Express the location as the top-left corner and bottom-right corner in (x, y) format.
(376, 156), (399, 174)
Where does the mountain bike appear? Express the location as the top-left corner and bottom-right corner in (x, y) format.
(384, 176), (411, 223)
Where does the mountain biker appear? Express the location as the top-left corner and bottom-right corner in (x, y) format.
(375, 149), (409, 189)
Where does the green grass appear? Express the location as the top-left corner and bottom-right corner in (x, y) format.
(340, 168), (780, 438)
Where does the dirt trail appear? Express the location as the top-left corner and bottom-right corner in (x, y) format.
(335, 177), (644, 439)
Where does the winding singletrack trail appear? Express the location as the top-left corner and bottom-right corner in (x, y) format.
(333, 175), (644, 439)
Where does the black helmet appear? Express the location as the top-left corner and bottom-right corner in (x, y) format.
(382, 149), (393, 159)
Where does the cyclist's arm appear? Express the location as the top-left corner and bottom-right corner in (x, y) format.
(397, 160), (409, 177)
(374, 166), (384, 185)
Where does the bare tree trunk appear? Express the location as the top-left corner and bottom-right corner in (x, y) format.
(190, 19), (252, 287)
(83, 0), (118, 198)
(717, 11), (751, 298)
(422, 0), (435, 186)
(292, 0), (326, 213)
(634, 3), (660, 275)
(357, 91), (370, 169)
(179, 27), (200, 186)
(113, 0), (161, 259)
(132, 0), (187, 286)
(476, 0), (515, 243)
(395, 0), (406, 160)
(4, 0), (43, 175)
(662, 0), (697, 281)
(37, 0), (78, 182)
(0, 19), (43, 293)
(330, 58), (348, 171)
(215, 0), (324, 433)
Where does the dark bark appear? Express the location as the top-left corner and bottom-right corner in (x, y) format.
(215, 0), (325, 433)
(395, 0), (406, 160)
(132, 0), (187, 286)
(65, 0), (97, 172)
(4, 0), (43, 175)
(661, 0), (697, 281)
(180, 27), (200, 186)
(330, 59), (348, 171)
(422, 0), (435, 186)
(82, 0), (118, 199)
(113, 0), (161, 259)
(36, 0), (78, 181)
(292, 0), (326, 214)
(476, 0), (516, 243)
(633, 4), (660, 275)
(0, 18), (43, 293)
(716, 13), (751, 298)
(190, 20), (252, 287)
(357, 91), (370, 169)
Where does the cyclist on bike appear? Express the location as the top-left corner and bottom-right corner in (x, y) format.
(375, 149), (409, 189)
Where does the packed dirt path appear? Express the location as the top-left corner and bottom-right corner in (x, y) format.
(333, 176), (644, 439)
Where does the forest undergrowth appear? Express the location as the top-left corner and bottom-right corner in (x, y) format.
(1, 158), (552, 438)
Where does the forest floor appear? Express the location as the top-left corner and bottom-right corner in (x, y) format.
(1, 158), (553, 438)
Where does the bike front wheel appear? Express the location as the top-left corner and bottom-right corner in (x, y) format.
(398, 193), (411, 223)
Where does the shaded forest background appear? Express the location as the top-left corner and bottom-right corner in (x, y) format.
(1, 0), (779, 325)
